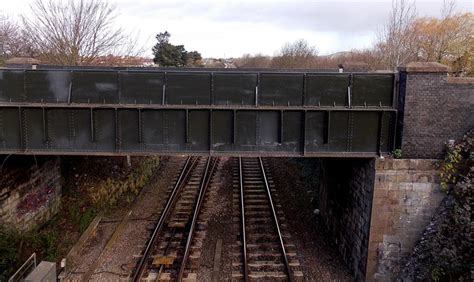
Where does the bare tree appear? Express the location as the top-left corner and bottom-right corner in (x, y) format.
(376, 0), (418, 70)
(433, 0), (470, 63)
(0, 15), (17, 62)
(316, 49), (384, 71)
(441, 0), (457, 19)
(271, 39), (318, 68)
(412, 1), (473, 75)
(0, 14), (36, 62)
(235, 54), (272, 68)
(22, 0), (140, 65)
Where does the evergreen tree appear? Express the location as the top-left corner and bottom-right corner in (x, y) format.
(152, 31), (202, 67)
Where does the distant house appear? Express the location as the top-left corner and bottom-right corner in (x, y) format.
(5, 57), (41, 69)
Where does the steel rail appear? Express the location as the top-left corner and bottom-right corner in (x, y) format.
(239, 157), (249, 282)
(258, 157), (293, 282)
(156, 227), (177, 279)
(177, 157), (218, 281)
(132, 156), (198, 282)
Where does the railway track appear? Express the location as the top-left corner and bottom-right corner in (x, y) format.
(131, 156), (218, 281)
(130, 156), (300, 281)
(233, 157), (303, 281)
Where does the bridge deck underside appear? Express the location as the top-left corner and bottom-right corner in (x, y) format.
(0, 69), (397, 157)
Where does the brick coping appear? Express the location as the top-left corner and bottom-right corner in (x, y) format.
(447, 77), (474, 84)
(398, 62), (449, 73)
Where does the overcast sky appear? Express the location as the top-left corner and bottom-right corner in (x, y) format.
(1, 0), (473, 58)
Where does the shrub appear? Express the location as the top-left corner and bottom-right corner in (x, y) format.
(0, 226), (59, 279)
(0, 225), (20, 281)
(392, 149), (402, 159)
(437, 130), (473, 191)
(400, 129), (473, 280)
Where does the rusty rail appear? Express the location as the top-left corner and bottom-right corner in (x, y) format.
(238, 157), (249, 282)
(259, 157), (293, 281)
(238, 157), (293, 281)
(177, 157), (218, 281)
(132, 156), (198, 282)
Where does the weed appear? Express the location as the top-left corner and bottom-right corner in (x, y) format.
(68, 206), (96, 233)
(79, 208), (95, 233)
(90, 157), (160, 208)
(437, 130), (472, 191)
(0, 225), (20, 281)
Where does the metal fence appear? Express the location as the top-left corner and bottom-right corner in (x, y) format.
(8, 253), (36, 282)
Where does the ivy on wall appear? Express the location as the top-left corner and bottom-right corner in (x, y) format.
(437, 130), (473, 191)
(400, 130), (473, 280)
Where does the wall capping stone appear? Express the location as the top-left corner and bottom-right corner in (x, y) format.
(398, 62), (449, 73)
(375, 159), (440, 171)
(447, 77), (474, 84)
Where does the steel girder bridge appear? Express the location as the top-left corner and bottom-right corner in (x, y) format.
(0, 68), (397, 157)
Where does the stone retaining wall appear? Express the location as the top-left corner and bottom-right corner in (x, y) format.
(319, 158), (375, 281)
(366, 158), (444, 281)
(0, 157), (62, 231)
(319, 157), (444, 281)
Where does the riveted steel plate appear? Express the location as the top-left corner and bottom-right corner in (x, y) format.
(0, 68), (397, 156)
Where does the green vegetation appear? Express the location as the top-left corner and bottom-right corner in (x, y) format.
(0, 204), (99, 279)
(0, 225), (19, 281)
(392, 149), (403, 159)
(401, 130), (473, 280)
(152, 31), (202, 67)
(427, 130), (472, 279)
(90, 157), (160, 208)
(68, 206), (96, 233)
(438, 131), (472, 191)
(0, 156), (161, 279)
(439, 146), (463, 191)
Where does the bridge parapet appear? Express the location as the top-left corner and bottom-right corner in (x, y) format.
(397, 62), (474, 159)
(0, 69), (397, 156)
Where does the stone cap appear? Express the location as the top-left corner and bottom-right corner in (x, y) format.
(5, 57), (41, 64)
(398, 62), (449, 73)
(447, 77), (474, 84)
